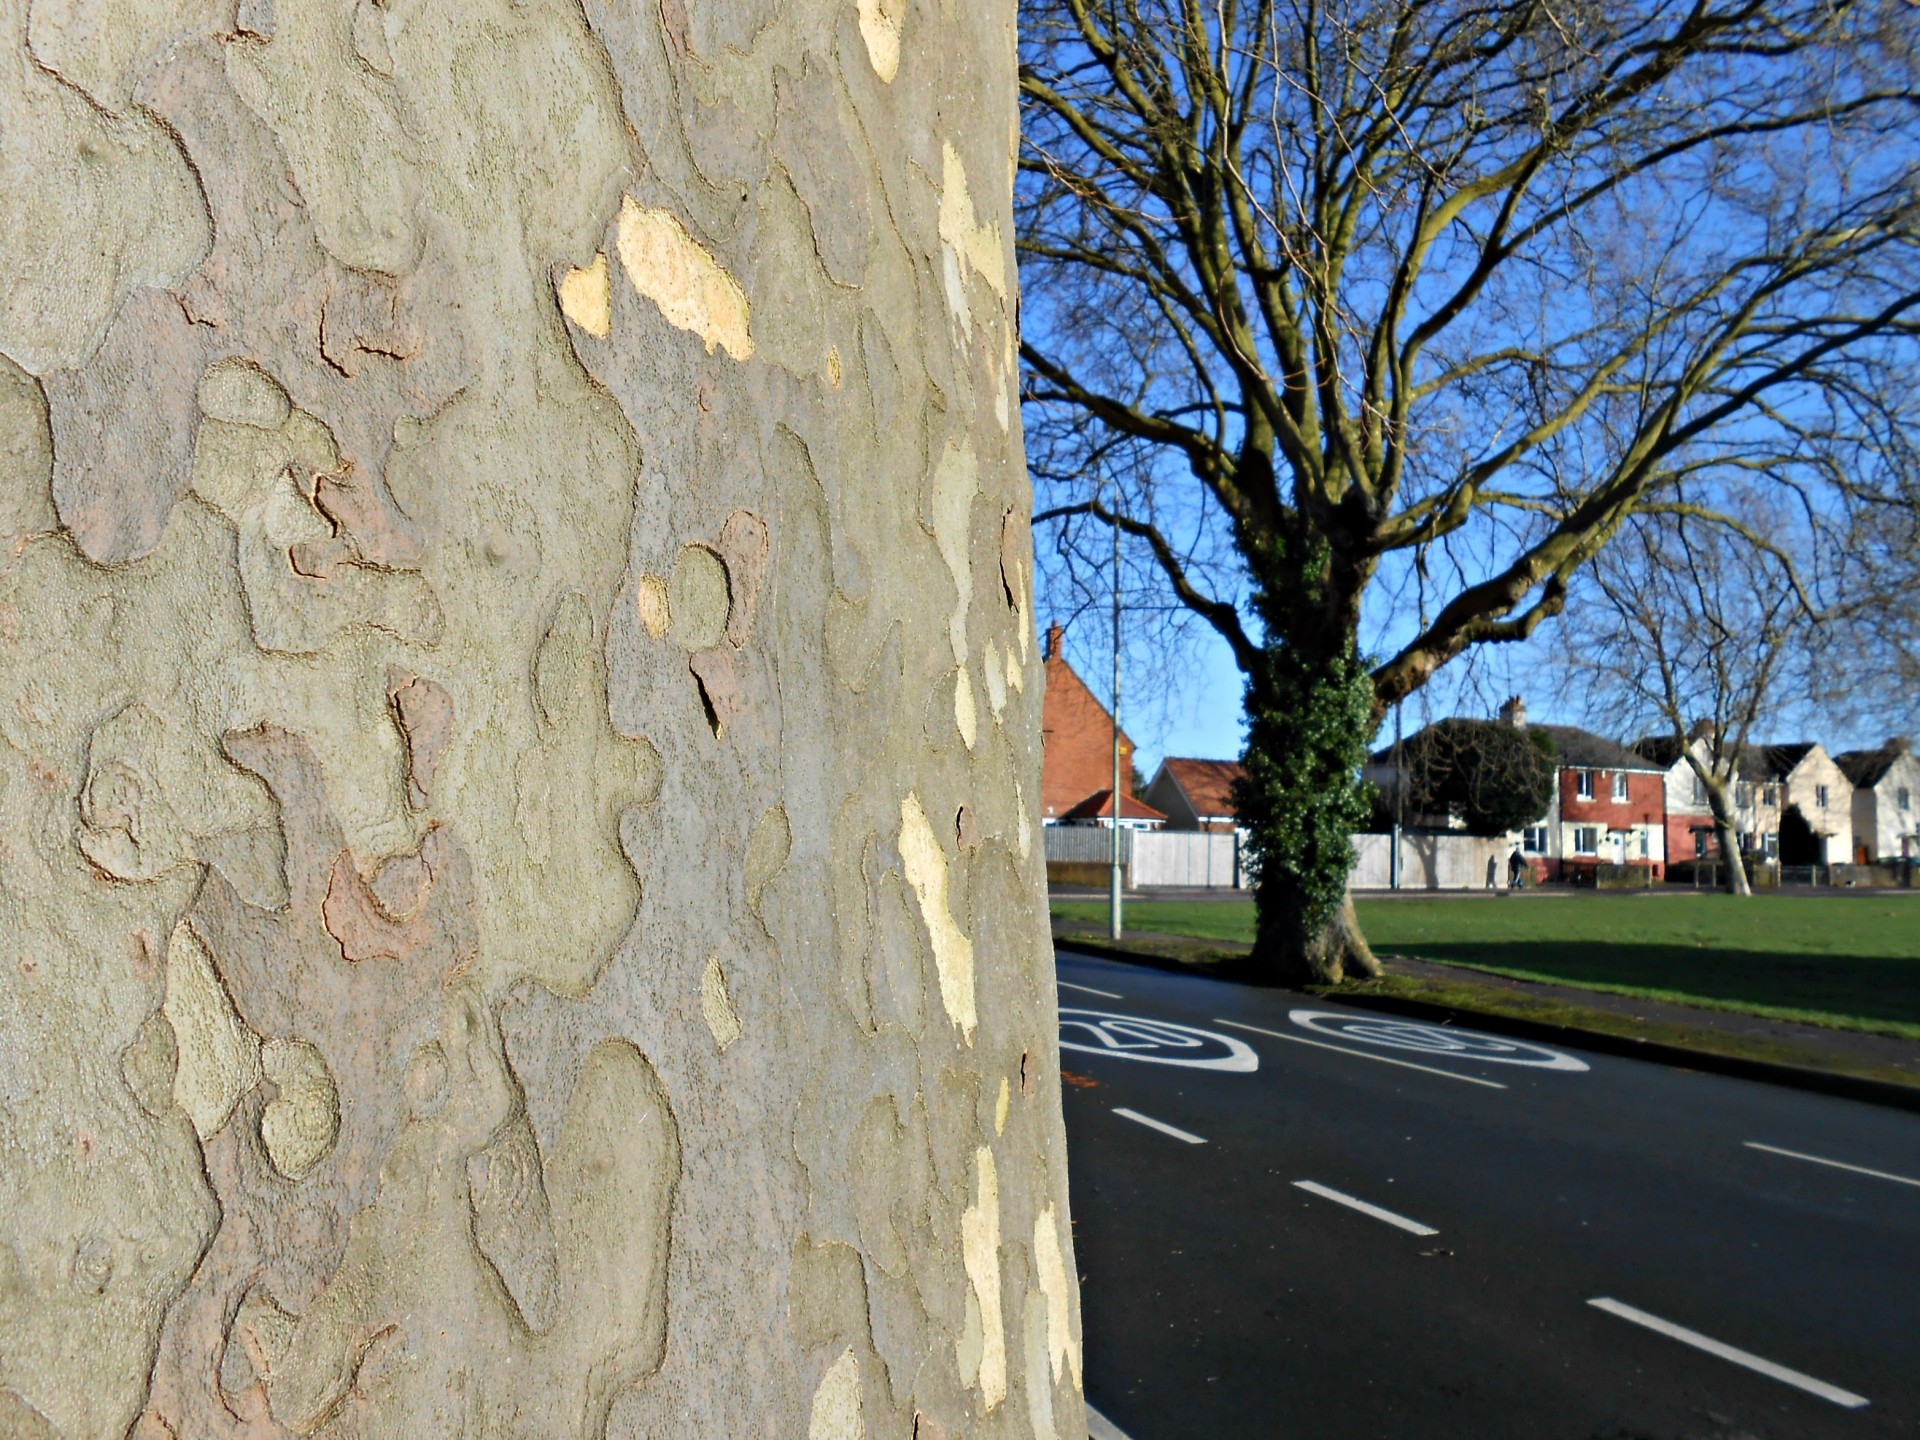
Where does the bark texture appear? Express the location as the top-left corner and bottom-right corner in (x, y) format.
(0, 3), (1082, 1436)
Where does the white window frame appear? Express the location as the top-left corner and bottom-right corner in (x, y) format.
(1573, 826), (1599, 855)
(1612, 771), (1630, 802)
(1523, 825), (1548, 854)
(1816, 784), (1829, 810)
(1577, 771), (1595, 800)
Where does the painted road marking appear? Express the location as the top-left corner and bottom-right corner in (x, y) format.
(1114, 1107), (1207, 1145)
(1217, 1018), (1508, 1089)
(1744, 1141), (1920, 1190)
(1060, 1009), (1259, 1072)
(1588, 1298), (1869, 1409)
(1292, 1180), (1439, 1236)
(1086, 1402), (1134, 1440)
(1288, 1009), (1590, 1071)
(1057, 979), (1125, 999)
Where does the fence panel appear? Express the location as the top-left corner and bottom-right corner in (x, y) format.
(1349, 832), (1511, 889)
(1042, 826), (1132, 866)
(1131, 831), (1242, 888)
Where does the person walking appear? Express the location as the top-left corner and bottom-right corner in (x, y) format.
(1508, 848), (1526, 889)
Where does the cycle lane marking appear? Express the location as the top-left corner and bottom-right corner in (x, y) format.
(1291, 1180), (1439, 1236)
(1057, 980), (1125, 999)
(1216, 1018), (1507, 1089)
(1085, 1402), (1135, 1440)
(1113, 1108), (1206, 1145)
(1588, 1298), (1869, 1410)
(1743, 1141), (1920, 1189)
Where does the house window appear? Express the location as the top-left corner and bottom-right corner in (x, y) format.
(1573, 826), (1599, 855)
(1737, 783), (1753, 808)
(1816, 784), (1829, 810)
(1690, 774), (1707, 805)
(1900, 787), (1912, 812)
(1695, 831), (1711, 859)
(1764, 832), (1779, 858)
(1523, 825), (1548, 853)
(1577, 771), (1595, 800)
(1763, 784), (1779, 806)
(1612, 771), (1630, 801)
(1638, 830), (1650, 858)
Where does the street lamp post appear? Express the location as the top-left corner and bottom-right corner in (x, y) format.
(1109, 504), (1124, 940)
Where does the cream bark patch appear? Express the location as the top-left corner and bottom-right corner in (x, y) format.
(937, 142), (1008, 335)
(701, 953), (743, 1051)
(959, 1145), (1007, 1409)
(616, 197), (754, 360)
(809, 1347), (864, 1439)
(260, 1037), (341, 1179)
(855, 0), (903, 83)
(1034, 1204), (1083, 1388)
(932, 441), (977, 663)
(162, 922), (262, 1140)
(955, 666), (978, 751)
(558, 251), (612, 337)
(898, 792), (977, 1041)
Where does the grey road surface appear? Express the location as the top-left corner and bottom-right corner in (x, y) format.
(1054, 945), (1920, 1440)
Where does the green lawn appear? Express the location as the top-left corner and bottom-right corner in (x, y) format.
(1050, 894), (1920, 1038)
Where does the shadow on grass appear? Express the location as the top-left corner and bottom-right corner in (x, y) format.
(1397, 941), (1920, 1033)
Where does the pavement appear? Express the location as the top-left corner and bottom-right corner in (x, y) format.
(1054, 943), (1920, 1440)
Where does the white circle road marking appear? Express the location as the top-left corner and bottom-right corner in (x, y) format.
(1058, 1008), (1260, 1072)
(1287, 1009), (1590, 1072)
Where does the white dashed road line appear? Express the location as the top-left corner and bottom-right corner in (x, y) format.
(1218, 1018), (1508, 1089)
(1588, 1297), (1869, 1409)
(1291, 1180), (1439, 1237)
(1085, 1402), (1135, 1440)
(1113, 1107), (1207, 1145)
(1058, 979), (1125, 999)
(1743, 1141), (1920, 1190)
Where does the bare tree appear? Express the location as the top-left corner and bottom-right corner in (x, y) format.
(1018, 0), (1920, 980)
(1570, 510), (1829, 894)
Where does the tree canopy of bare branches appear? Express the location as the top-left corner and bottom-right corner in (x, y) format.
(1018, 0), (1920, 978)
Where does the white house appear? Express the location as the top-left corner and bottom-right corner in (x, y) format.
(1836, 739), (1920, 863)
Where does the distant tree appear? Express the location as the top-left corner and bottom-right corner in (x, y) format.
(1019, 0), (1920, 982)
(1396, 720), (1557, 838)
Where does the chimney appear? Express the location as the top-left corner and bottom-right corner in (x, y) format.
(1689, 717), (1717, 742)
(1891, 736), (1912, 756)
(1498, 695), (1527, 729)
(1044, 621), (1064, 660)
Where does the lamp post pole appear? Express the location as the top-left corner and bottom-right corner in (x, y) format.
(1110, 503), (1124, 940)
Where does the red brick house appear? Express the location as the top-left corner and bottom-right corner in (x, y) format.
(1039, 623), (1164, 827)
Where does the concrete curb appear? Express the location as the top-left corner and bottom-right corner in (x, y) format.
(1052, 936), (1920, 1116)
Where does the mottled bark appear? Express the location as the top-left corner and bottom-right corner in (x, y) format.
(0, 3), (1082, 1437)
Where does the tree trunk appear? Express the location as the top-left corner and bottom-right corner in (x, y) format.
(1236, 612), (1383, 987)
(1699, 773), (1753, 896)
(0, 5), (1082, 1438)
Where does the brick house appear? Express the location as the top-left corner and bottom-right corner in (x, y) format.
(1143, 757), (1245, 832)
(1039, 623), (1164, 827)
(1537, 720), (1669, 881)
(1633, 731), (1727, 869)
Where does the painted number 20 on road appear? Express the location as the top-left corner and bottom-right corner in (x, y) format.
(1058, 1008), (1260, 1072)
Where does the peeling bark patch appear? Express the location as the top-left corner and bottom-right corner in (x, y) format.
(670, 542), (731, 651)
(388, 668), (454, 809)
(809, 1347), (864, 1439)
(716, 509), (769, 647)
(197, 359), (290, 430)
(615, 197), (754, 360)
(959, 1145), (1007, 1408)
(932, 441), (977, 663)
(855, 0), (903, 82)
(1034, 1204), (1082, 1388)
(558, 251), (613, 337)
(1022, 1290), (1059, 1440)
(898, 792), (976, 1042)
(162, 922), (261, 1140)
(701, 953), (742, 1051)
(260, 1038), (340, 1179)
(994, 1074), (1009, 1135)
(747, 803), (792, 911)
(690, 648), (742, 736)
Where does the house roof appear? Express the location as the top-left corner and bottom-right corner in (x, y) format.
(1835, 741), (1913, 788)
(1155, 757), (1244, 818)
(1758, 742), (1818, 779)
(1058, 789), (1167, 823)
(1631, 735), (1687, 768)
(1374, 719), (1658, 773)
(1532, 725), (1664, 772)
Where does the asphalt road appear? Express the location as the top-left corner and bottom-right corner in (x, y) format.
(1054, 945), (1920, 1440)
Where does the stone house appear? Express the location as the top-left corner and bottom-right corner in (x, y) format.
(1753, 743), (1853, 866)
